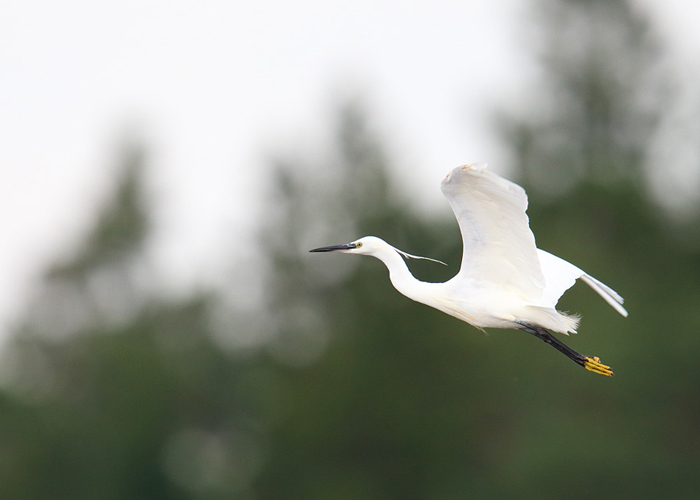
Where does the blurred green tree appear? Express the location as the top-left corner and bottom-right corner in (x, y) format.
(253, 0), (700, 498)
(0, 143), (263, 500)
(492, 0), (700, 497)
(253, 101), (517, 499)
(1, 0), (699, 499)
(503, 0), (666, 195)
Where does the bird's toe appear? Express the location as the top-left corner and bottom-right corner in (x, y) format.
(583, 356), (614, 377)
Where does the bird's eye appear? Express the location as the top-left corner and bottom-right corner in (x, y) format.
(355, 242), (363, 248)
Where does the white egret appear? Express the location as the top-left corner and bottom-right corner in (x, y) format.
(310, 164), (627, 376)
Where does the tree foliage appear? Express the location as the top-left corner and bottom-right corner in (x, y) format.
(1, 0), (700, 498)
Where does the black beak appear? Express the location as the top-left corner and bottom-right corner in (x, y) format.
(309, 243), (357, 253)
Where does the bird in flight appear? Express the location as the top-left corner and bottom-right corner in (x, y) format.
(310, 164), (627, 376)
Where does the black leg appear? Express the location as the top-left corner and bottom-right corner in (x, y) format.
(516, 321), (613, 376)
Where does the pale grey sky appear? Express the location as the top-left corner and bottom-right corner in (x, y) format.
(0, 0), (697, 338)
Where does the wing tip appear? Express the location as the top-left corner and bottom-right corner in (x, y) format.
(468, 162), (488, 172)
(441, 163), (488, 191)
(581, 274), (628, 317)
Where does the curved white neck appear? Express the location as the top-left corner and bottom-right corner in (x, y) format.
(372, 246), (429, 303)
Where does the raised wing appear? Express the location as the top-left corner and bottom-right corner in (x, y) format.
(537, 249), (628, 316)
(440, 164), (544, 298)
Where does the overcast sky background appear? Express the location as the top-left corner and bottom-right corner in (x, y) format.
(1, 0), (698, 339)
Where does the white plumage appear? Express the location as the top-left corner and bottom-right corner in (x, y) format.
(311, 164), (627, 376)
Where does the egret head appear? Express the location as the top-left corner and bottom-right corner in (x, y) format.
(309, 236), (383, 256)
(310, 236), (446, 265)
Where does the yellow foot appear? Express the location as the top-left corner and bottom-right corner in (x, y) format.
(584, 356), (614, 377)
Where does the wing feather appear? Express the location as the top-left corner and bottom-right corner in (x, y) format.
(538, 249), (628, 316)
(440, 164), (544, 298)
